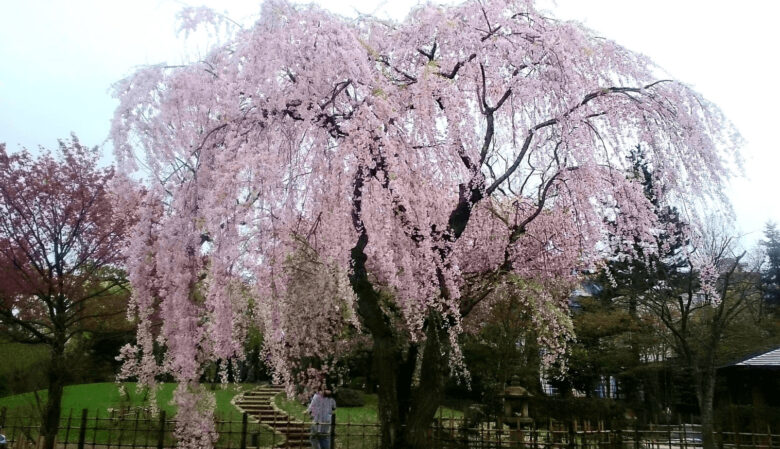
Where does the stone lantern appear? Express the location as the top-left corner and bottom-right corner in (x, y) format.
(500, 378), (534, 446)
(500, 377), (533, 429)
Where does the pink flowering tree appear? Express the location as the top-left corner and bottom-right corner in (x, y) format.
(112, 1), (739, 448)
(0, 138), (132, 449)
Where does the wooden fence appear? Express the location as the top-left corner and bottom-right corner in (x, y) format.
(0, 407), (777, 449)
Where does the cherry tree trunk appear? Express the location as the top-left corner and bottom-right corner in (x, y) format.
(403, 323), (448, 449)
(372, 336), (405, 448)
(42, 340), (66, 449)
(371, 322), (449, 449)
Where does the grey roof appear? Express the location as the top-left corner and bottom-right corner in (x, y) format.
(734, 347), (780, 367)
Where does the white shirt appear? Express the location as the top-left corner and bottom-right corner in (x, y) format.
(307, 393), (336, 424)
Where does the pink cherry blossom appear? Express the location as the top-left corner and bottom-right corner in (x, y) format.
(112, 1), (740, 447)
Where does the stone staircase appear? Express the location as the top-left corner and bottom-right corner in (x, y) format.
(233, 385), (311, 448)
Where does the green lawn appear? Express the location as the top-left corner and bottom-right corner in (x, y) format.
(274, 391), (462, 424)
(0, 382), (281, 447)
(0, 382), (253, 419)
(274, 390), (463, 448)
(0, 383), (465, 448)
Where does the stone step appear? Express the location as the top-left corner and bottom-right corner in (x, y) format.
(266, 427), (308, 434)
(265, 423), (308, 430)
(241, 396), (278, 401)
(245, 412), (282, 419)
(273, 431), (309, 437)
(239, 408), (276, 413)
(231, 386), (315, 449)
(240, 406), (277, 412)
(236, 399), (275, 405)
(236, 403), (275, 408)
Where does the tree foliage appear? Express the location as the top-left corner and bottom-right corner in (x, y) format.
(0, 137), (132, 449)
(111, 1), (739, 447)
(760, 222), (780, 311)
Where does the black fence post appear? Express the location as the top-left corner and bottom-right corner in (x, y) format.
(240, 413), (248, 449)
(77, 408), (88, 449)
(0, 406), (6, 428)
(63, 409), (74, 449)
(331, 414), (336, 449)
(569, 420), (577, 449)
(634, 421), (640, 449)
(157, 410), (167, 449)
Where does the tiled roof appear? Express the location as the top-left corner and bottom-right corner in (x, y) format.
(734, 347), (780, 367)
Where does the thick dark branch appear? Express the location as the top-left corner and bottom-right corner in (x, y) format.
(493, 88), (513, 112)
(59, 187), (99, 260)
(0, 190), (55, 277)
(194, 123), (229, 154)
(459, 284), (496, 317)
(438, 54), (476, 79)
(0, 308), (53, 344)
(350, 168), (367, 247)
(320, 80), (352, 111)
(486, 128), (535, 195)
(0, 334), (45, 345)
(509, 171), (562, 242)
(378, 57), (417, 84)
(481, 25), (502, 42)
(368, 145), (426, 244)
(485, 81), (669, 196)
(62, 280), (128, 328)
(417, 42), (437, 61)
(480, 114), (494, 164)
(456, 144), (476, 172)
(65, 309), (128, 340)
(577, 81), (672, 109)
(476, 65), (513, 164)
(479, 64), (488, 112)
(478, 5), (502, 41)
(348, 167), (393, 339)
(66, 307), (126, 328)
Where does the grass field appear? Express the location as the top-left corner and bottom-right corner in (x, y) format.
(274, 391), (464, 448)
(274, 391), (462, 424)
(0, 382), (282, 447)
(0, 383), (465, 448)
(0, 382), (253, 419)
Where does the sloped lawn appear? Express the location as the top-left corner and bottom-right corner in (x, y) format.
(0, 383), (279, 447)
(274, 390), (463, 448)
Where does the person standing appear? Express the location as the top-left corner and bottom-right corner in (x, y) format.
(307, 387), (336, 449)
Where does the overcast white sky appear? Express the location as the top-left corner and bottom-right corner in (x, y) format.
(1, 0), (778, 246)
